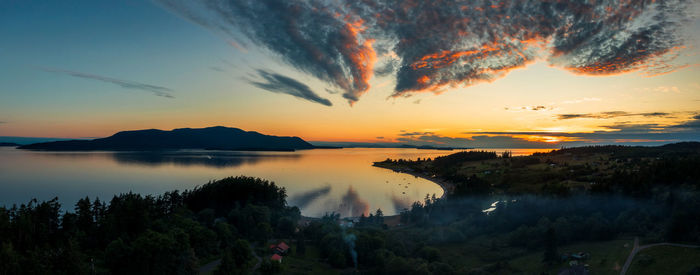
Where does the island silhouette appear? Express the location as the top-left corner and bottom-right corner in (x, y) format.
(18, 126), (315, 151)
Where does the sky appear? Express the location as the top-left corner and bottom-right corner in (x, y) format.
(1, 0), (700, 148)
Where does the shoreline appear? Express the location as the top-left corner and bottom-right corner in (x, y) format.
(297, 164), (453, 226)
(372, 162), (453, 199)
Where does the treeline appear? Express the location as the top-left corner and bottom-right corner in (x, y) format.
(537, 142), (700, 159)
(386, 189), (700, 273)
(301, 210), (459, 274)
(377, 151), (501, 195)
(0, 176), (298, 274)
(593, 155), (700, 196)
(298, 189), (700, 274)
(378, 143), (700, 197)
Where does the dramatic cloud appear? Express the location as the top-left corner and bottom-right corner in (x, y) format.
(248, 70), (332, 106)
(160, 0), (693, 103)
(557, 111), (671, 120)
(39, 67), (174, 98)
(160, 0), (376, 104)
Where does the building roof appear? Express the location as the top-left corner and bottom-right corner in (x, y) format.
(271, 254), (282, 261)
(277, 242), (290, 251)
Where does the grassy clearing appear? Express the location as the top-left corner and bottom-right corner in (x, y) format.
(281, 244), (340, 275)
(628, 245), (700, 275)
(433, 238), (633, 274)
(509, 238), (632, 274)
(433, 236), (632, 273)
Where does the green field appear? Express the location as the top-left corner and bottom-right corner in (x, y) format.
(508, 239), (633, 274)
(279, 244), (341, 275)
(432, 238), (634, 274)
(627, 245), (700, 275)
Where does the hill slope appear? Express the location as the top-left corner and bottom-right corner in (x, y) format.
(19, 126), (315, 151)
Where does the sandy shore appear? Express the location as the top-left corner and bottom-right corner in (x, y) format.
(372, 162), (453, 199)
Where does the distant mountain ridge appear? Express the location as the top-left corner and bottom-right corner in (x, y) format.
(19, 126), (315, 151)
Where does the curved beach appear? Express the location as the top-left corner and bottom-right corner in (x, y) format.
(372, 162), (453, 199)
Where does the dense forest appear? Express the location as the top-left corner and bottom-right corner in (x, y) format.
(0, 176), (299, 274)
(2, 143), (700, 274)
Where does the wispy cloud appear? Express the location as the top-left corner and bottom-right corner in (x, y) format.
(397, 131), (560, 148)
(557, 111), (671, 120)
(505, 105), (553, 112)
(227, 40), (248, 53)
(461, 114), (700, 146)
(505, 98), (603, 113)
(670, 114), (700, 129)
(248, 70), (332, 106)
(39, 67), (174, 98)
(159, 0), (693, 103)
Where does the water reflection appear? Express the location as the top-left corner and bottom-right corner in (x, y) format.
(38, 150), (302, 168)
(111, 151), (302, 168)
(287, 185), (332, 209)
(337, 186), (370, 217)
(390, 194), (413, 213)
(0, 148), (451, 217)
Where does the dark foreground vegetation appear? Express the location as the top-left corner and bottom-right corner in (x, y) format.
(2, 143), (700, 274)
(0, 176), (300, 274)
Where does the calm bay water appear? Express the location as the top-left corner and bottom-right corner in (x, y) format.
(0, 147), (549, 217)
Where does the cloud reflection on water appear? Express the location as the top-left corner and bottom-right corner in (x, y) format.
(35, 150), (303, 168)
(288, 185), (332, 209)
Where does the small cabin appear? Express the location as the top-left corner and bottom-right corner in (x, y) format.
(269, 242), (290, 255)
(270, 254), (282, 263)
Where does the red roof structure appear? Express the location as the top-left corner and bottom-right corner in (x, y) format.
(270, 242), (290, 254)
(277, 242), (290, 251)
(270, 254), (282, 262)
